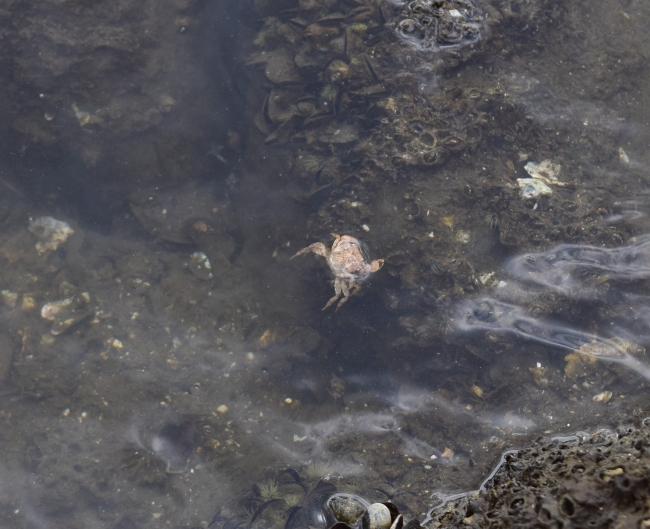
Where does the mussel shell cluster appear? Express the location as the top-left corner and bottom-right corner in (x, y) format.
(247, 0), (394, 147)
(328, 495), (418, 529)
(328, 494), (421, 529)
(247, 0), (488, 196)
(281, 484), (421, 529)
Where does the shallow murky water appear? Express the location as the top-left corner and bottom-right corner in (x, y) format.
(0, 0), (649, 528)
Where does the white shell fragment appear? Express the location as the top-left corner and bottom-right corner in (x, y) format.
(618, 147), (630, 164)
(28, 217), (74, 253)
(188, 252), (213, 280)
(365, 503), (392, 529)
(41, 297), (74, 320)
(41, 295), (92, 336)
(524, 160), (562, 184)
(517, 178), (553, 198)
(517, 159), (564, 198)
(592, 391), (613, 403)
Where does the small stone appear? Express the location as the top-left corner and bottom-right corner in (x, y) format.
(602, 467), (624, 481)
(188, 252), (213, 281)
(41, 298), (73, 320)
(21, 296), (36, 311)
(1, 290), (18, 308)
(441, 447), (454, 458)
(456, 230), (471, 244)
(217, 405), (228, 413)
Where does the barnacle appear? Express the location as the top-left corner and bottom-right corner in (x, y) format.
(258, 479), (280, 501)
(485, 212), (499, 230)
(320, 84), (338, 102)
(283, 493), (303, 508)
(301, 155), (322, 173)
(305, 460), (332, 479)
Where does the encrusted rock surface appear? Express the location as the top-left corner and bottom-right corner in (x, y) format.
(426, 424), (650, 528)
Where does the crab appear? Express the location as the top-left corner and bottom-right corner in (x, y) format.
(291, 233), (384, 311)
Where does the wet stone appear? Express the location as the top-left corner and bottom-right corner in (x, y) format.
(28, 217), (74, 254)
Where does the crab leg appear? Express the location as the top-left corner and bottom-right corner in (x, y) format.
(322, 278), (343, 310)
(335, 281), (359, 311)
(291, 242), (329, 259)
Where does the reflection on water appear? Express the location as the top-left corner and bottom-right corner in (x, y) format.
(457, 234), (650, 381)
(1, 0), (650, 527)
(509, 234), (650, 290)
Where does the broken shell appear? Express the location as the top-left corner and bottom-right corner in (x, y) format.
(72, 103), (103, 130)
(441, 447), (455, 458)
(41, 295), (92, 336)
(517, 178), (552, 198)
(364, 503), (392, 529)
(593, 391), (613, 403)
(524, 160), (562, 184)
(41, 297), (74, 321)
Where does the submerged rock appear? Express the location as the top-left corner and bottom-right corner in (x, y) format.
(28, 217), (74, 254)
(425, 424), (650, 528)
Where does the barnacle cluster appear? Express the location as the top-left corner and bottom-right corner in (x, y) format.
(395, 0), (483, 51)
(247, 0), (488, 196)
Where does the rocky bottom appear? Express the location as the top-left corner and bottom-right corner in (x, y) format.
(426, 423), (650, 528)
(209, 421), (650, 529)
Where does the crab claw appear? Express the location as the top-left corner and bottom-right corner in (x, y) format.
(370, 259), (384, 273)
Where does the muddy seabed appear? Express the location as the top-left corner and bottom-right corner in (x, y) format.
(0, 0), (649, 527)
